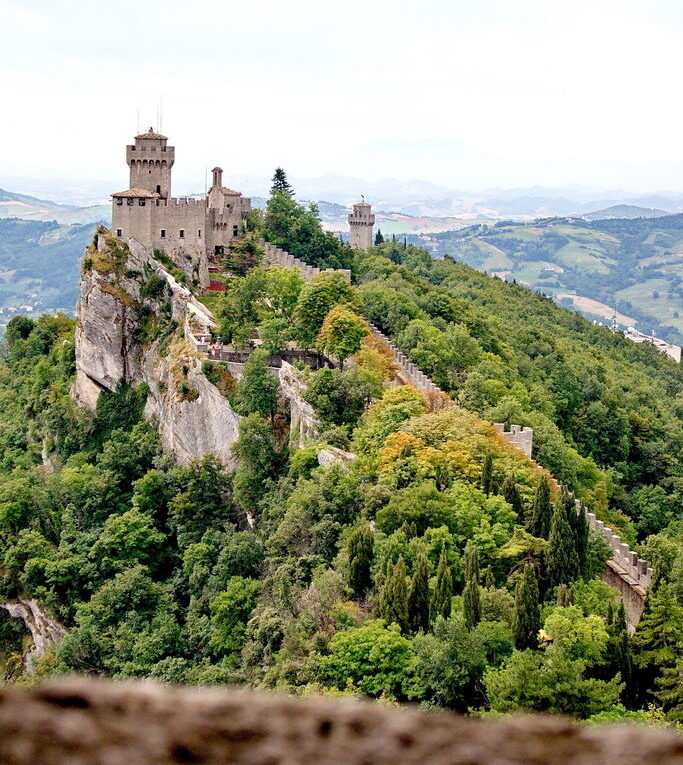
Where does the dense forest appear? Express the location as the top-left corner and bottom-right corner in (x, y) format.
(0, 174), (682, 725)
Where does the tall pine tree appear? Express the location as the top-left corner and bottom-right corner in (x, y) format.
(502, 475), (525, 524)
(530, 475), (552, 538)
(462, 543), (481, 629)
(431, 545), (453, 621)
(271, 167), (293, 196)
(547, 489), (580, 588)
(408, 551), (430, 633)
(513, 563), (540, 649)
(348, 525), (374, 599)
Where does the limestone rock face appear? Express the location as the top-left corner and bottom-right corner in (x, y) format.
(0, 598), (66, 673)
(278, 360), (320, 448)
(71, 231), (240, 467)
(1, 677), (682, 765)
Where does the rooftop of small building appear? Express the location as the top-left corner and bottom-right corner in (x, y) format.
(353, 201), (371, 208)
(217, 186), (242, 196)
(112, 188), (161, 199)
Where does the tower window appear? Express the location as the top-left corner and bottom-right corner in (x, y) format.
(198, 229), (202, 238)
(116, 198), (123, 206)
(138, 199), (145, 206)
(160, 229), (166, 238)
(127, 198), (134, 206)
(179, 229), (185, 238)
(232, 225), (239, 236)
(116, 229), (122, 237)
(156, 185), (161, 194)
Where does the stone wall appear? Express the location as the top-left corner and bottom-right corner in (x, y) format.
(493, 423), (534, 459)
(260, 240), (351, 282)
(1, 677), (682, 765)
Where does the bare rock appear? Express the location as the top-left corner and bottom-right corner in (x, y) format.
(0, 599), (66, 673)
(0, 677), (682, 765)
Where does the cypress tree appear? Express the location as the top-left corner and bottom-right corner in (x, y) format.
(513, 563), (540, 649)
(380, 557), (409, 632)
(484, 567), (495, 589)
(573, 503), (590, 579)
(462, 543), (481, 629)
(348, 525), (374, 599)
(431, 545), (453, 621)
(556, 583), (574, 607)
(502, 475), (525, 524)
(547, 489), (580, 588)
(374, 229), (384, 245)
(612, 602), (634, 707)
(481, 453), (493, 496)
(408, 551), (430, 633)
(530, 475), (552, 538)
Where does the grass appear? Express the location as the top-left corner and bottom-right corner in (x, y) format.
(616, 278), (683, 333)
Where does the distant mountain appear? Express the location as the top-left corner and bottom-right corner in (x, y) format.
(405, 214), (683, 344)
(583, 204), (671, 221)
(0, 188), (109, 225)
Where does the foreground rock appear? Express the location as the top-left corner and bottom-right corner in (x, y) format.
(0, 677), (681, 765)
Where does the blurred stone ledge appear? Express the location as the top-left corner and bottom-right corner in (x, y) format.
(0, 677), (681, 765)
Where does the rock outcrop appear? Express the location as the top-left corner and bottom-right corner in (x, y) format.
(72, 230), (241, 467)
(278, 360), (320, 448)
(0, 598), (66, 673)
(0, 677), (682, 765)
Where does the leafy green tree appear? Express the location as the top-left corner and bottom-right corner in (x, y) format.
(348, 524), (374, 599)
(547, 490), (580, 587)
(319, 621), (418, 699)
(234, 348), (279, 422)
(463, 543), (481, 629)
(89, 509), (166, 578)
(543, 606), (609, 664)
(169, 456), (232, 546)
(501, 475), (524, 524)
(432, 545), (453, 621)
(304, 367), (381, 427)
(484, 647), (622, 719)
(529, 475), (552, 538)
(408, 551), (430, 633)
(481, 453), (493, 496)
(380, 556), (409, 632)
(209, 576), (260, 658)
(513, 563), (540, 650)
(316, 305), (369, 368)
(226, 234), (264, 275)
(232, 414), (279, 518)
(293, 272), (356, 348)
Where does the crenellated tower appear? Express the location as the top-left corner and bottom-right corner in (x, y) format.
(348, 199), (375, 250)
(125, 128), (174, 199)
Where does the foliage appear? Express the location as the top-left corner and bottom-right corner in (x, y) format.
(316, 305), (369, 367)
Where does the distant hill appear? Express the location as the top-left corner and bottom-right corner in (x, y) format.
(406, 213), (683, 344)
(0, 218), (94, 329)
(0, 188), (109, 225)
(583, 204), (670, 221)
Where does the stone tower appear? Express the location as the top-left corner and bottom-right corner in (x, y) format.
(125, 127), (174, 199)
(348, 200), (375, 250)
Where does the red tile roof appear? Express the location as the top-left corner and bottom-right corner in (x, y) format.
(112, 188), (160, 198)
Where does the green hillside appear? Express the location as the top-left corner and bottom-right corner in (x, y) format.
(0, 219), (94, 330)
(410, 214), (683, 343)
(0, 188), (109, 225)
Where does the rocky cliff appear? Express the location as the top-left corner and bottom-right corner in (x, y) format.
(72, 229), (240, 467)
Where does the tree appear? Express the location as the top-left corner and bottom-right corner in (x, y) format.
(547, 489), (580, 588)
(209, 576), (260, 658)
(462, 543), (481, 629)
(293, 272), (356, 348)
(232, 414), (279, 518)
(481, 453), (493, 496)
(513, 563), (540, 650)
(501, 475), (524, 524)
(572, 502), (590, 579)
(379, 557), (409, 632)
(89, 508), (166, 578)
(606, 602), (634, 707)
(632, 582), (683, 702)
(348, 524), (374, 599)
(374, 229), (385, 245)
(656, 658), (683, 722)
(234, 348), (279, 421)
(431, 545), (453, 621)
(226, 234), (264, 275)
(304, 367), (381, 427)
(408, 551), (430, 633)
(318, 621), (417, 700)
(529, 475), (552, 538)
(484, 647), (622, 719)
(316, 305), (369, 368)
(271, 167), (293, 196)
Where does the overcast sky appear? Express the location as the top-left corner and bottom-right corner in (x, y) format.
(2, 0), (683, 194)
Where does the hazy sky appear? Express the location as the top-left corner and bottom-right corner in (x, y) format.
(2, 0), (683, 194)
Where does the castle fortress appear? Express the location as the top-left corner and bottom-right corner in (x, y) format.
(111, 130), (375, 286)
(111, 129), (252, 285)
